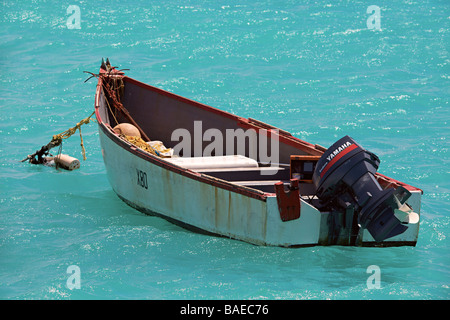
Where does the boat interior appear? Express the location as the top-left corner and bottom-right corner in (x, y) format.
(97, 76), (329, 199)
(97, 74), (407, 202)
(95, 64), (421, 245)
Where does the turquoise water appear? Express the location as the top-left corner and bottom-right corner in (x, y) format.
(1, 0), (449, 300)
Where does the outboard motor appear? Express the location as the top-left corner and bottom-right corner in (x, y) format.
(313, 136), (418, 243)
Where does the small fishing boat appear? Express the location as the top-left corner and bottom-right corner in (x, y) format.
(94, 59), (422, 247)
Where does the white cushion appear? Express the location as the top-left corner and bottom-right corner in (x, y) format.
(165, 155), (258, 170)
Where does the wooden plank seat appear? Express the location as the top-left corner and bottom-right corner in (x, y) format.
(230, 179), (316, 195)
(232, 180), (290, 193)
(195, 166), (289, 181)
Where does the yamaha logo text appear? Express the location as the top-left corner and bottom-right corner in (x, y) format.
(326, 141), (352, 162)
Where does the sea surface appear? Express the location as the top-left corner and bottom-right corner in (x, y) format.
(1, 0), (449, 300)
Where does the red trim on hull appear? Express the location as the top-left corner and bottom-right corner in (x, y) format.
(376, 172), (423, 194)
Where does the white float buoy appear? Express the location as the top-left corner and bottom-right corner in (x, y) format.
(53, 154), (81, 170)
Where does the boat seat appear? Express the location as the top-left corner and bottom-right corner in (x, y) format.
(233, 180), (290, 193)
(234, 179), (317, 195)
(196, 166), (289, 181)
(164, 155), (258, 170)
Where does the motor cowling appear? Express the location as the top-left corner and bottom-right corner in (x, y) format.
(312, 135), (416, 243)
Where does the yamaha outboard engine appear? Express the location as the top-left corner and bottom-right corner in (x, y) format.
(313, 136), (417, 243)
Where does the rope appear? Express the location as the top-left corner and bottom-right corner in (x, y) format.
(102, 86), (119, 126)
(22, 111), (96, 164)
(120, 135), (158, 156)
(51, 111), (96, 161)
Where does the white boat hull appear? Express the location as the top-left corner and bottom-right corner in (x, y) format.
(94, 64), (421, 247)
(98, 125), (420, 247)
